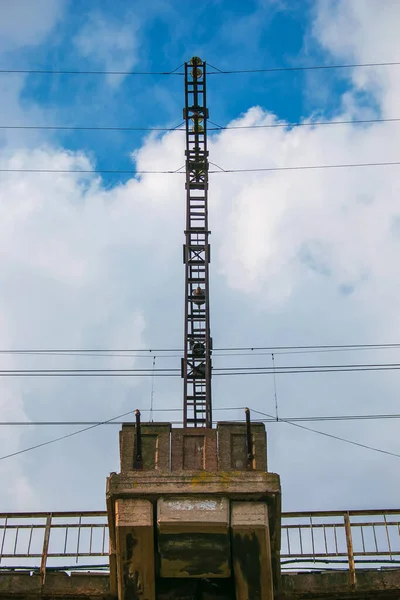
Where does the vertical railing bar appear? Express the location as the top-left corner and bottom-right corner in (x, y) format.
(344, 512), (356, 588)
(102, 524), (106, 554)
(323, 524), (328, 554)
(373, 524), (378, 552)
(89, 525), (93, 554)
(28, 526), (33, 556)
(310, 516), (315, 562)
(0, 517), (7, 564)
(40, 514), (52, 586)
(76, 516), (82, 564)
(360, 525), (365, 554)
(334, 524), (338, 555)
(13, 527), (19, 555)
(299, 527), (303, 555)
(64, 526), (68, 554)
(384, 514), (393, 560)
(286, 527), (291, 555)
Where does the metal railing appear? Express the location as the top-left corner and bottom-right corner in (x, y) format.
(0, 511), (109, 583)
(281, 509), (400, 584)
(0, 509), (399, 583)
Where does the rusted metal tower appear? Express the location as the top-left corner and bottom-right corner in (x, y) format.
(182, 57), (212, 428)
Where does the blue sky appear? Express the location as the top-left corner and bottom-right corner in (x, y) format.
(8, 0), (355, 183)
(0, 0), (400, 515)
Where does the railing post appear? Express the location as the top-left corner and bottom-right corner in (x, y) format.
(344, 512), (356, 588)
(40, 513), (52, 586)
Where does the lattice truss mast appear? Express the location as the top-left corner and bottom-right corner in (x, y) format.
(182, 57), (212, 428)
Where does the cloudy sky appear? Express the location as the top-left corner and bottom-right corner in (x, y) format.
(0, 0), (399, 514)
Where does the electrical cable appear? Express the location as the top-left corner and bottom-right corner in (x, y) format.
(0, 167), (185, 175)
(0, 64), (184, 76)
(0, 122), (185, 132)
(149, 356), (156, 422)
(0, 408), (138, 461)
(2, 117), (400, 133)
(215, 366), (400, 376)
(1, 413), (400, 426)
(1, 59), (398, 76)
(208, 117), (400, 131)
(0, 343), (397, 354)
(4, 361), (400, 376)
(2, 160), (400, 176)
(2, 410), (399, 461)
(272, 353), (279, 421)
(207, 60), (400, 74)
(215, 362), (400, 370)
(208, 161), (400, 174)
(251, 409), (400, 459)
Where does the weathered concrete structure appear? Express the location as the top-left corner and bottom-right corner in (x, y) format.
(0, 417), (399, 599)
(2, 568), (400, 599)
(106, 419), (281, 599)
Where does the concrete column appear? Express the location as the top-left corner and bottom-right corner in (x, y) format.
(231, 502), (274, 600)
(115, 499), (155, 600)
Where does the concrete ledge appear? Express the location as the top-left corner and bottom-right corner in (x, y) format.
(107, 470), (281, 498)
(1, 568), (399, 599)
(0, 572), (110, 597)
(280, 568), (400, 599)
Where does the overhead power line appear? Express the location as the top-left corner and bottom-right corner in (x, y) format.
(0, 342), (399, 355)
(209, 117), (400, 131)
(2, 160), (400, 176)
(207, 60), (400, 74)
(216, 366), (400, 376)
(209, 161), (400, 174)
(2, 116), (400, 133)
(216, 343), (400, 352)
(2, 407), (399, 462)
(216, 362), (400, 371)
(2, 361), (400, 376)
(1, 60), (399, 77)
(251, 409), (400, 459)
(1, 413), (400, 425)
(0, 123), (185, 132)
(0, 408), (137, 462)
(0, 64), (185, 76)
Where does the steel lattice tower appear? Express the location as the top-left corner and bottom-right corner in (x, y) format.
(182, 57), (212, 428)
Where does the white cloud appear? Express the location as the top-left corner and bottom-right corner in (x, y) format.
(0, 0), (399, 512)
(74, 11), (140, 85)
(0, 0), (65, 51)
(313, 0), (400, 115)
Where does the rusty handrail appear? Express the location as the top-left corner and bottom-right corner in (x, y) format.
(280, 508), (400, 583)
(0, 509), (398, 576)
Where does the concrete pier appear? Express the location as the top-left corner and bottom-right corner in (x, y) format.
(107, 420), (281, 599)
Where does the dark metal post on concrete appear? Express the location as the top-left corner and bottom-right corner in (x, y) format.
(245, 408), (254, 469)
(133, 409), (143, 470)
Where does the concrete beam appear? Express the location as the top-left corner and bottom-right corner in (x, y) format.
(157, 496), (230, 578)
(231, 502), (274, 600)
